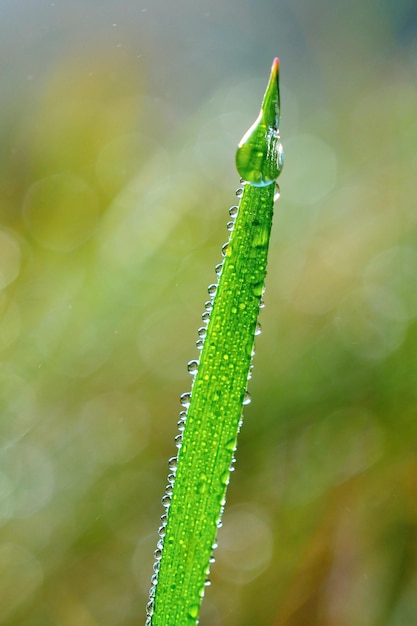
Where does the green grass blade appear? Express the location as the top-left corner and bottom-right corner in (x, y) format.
(148, 58), (283, 626)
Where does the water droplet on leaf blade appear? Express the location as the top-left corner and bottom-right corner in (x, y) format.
(236, 57), (284, 186)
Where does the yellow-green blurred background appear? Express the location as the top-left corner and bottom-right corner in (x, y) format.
(1, 1), (416, 624)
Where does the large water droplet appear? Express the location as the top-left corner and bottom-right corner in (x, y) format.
(236, 58), (283, 186)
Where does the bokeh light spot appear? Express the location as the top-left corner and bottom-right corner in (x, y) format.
(283, 134), (338, 205)
(0, 229), (21, 290)
(22, 174), (99, 252)
(0, 543), (43, 621)
(216, 505), (273, 585)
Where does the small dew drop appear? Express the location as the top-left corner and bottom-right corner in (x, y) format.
(187, 360), (199, 375)
(242, 391), (252, 406)
(204, 300), (213, 312)
(151, 573), (158, 585)
(259, 298), (265, 309)
(208, 283), (217, 297)
(153, 561), (160, 574)
(220, 470), (230, 486)
(221, 243), (229, 257)
(229, 205), (238, 218)
(274, 182), (281, 202)
(167, 472), (176, 485)
(252, 281), (264, 297)
(212, 541), (218, 550)
(197, 327), (207, 339)
(215, 262), (223, 277)
(154, 548), (162, 560)
(158, 525), (167, 538)
(196, 339), (204, 350)
(204, 579), (212, 586)
(202, 310), (211, 323)
(209, 556), (216, 564)
(225, 437), (236, 452)
(180, 392), (191, 408)
(188, 605), (200, 620)
(247, 364), (254, 380)
(174, 434), (183, 448)
(226, 220), (234, 232)
(161, 494), (171, 508)
(255, 322), (262, 336)
(146, 600), (154, 614)
(235, 187), (244, 198)
(168, 457), (178, 472)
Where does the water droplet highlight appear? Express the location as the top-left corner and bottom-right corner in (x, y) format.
(236, 57), (284, 186)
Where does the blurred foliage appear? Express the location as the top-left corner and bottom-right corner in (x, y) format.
(0, 1), (416, 625)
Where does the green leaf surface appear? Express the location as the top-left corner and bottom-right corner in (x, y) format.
(149, 58), (283, 626)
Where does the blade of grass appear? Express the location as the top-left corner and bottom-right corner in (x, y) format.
(147, 58), (283, 626)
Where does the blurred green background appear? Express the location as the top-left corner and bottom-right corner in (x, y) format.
(1, 0), (416, 624)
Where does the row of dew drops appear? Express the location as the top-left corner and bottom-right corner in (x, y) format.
(146, 180), (279, 624)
